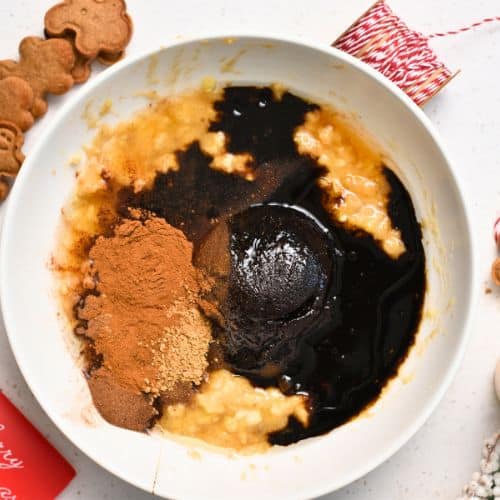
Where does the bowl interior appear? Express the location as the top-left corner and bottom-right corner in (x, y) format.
(0, 36), (474, 500)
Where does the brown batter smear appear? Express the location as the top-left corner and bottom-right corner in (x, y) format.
(76, 215), (212, 430)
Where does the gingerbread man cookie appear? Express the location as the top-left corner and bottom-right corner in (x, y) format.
(0, 121), (25, 176)
(97, 49), (124, 66)
(0, 76), (34, 131)
(0, 36), (75, 117)
(0, 176), (11, 201)
(45, 0), (132, 60)
(56, 32), (92, 84)
(71, 49), (92, 83)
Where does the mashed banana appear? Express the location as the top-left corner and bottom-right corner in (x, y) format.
(295, 108), (405, 258)
(161, 370), (308, 452)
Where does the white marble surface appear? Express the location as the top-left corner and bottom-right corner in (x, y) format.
(1, 0), (500, 498)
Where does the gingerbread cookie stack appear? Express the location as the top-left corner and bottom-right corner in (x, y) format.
(0, 0), (133, 199)
(44, 0), (133, 82)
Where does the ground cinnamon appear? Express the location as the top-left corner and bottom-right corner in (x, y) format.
(77, 215), (212, 431)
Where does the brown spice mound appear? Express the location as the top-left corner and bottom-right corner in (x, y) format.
(87, 368), (158, 431)
(77, 215), (212, 431)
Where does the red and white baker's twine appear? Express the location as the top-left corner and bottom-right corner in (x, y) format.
(334, 1), (500, 106)
(429, 16), (500, 38)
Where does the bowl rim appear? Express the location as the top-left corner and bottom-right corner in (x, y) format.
(0, 33), (477, 498)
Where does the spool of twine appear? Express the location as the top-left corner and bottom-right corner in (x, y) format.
(334, 1), (500, 106)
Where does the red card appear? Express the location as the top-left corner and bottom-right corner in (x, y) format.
(0, 392), (75, 499)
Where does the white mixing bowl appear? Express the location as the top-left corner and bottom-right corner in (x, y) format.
(0, 35), (475, 499)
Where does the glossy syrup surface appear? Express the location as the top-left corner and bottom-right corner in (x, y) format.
(120, 87), (426, 445)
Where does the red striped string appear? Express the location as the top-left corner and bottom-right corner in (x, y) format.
(429, 16), (500, 38)
(334, 2), (500, 106)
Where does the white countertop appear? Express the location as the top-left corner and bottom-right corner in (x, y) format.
(1, 1), (499, 498)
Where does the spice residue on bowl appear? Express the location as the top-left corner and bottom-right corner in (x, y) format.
(54, 82), (425, 451)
